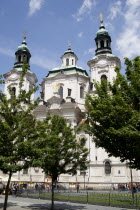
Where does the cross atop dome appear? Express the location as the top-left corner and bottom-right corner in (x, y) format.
(23, 31), (27, 40)
(68, 40), (71, 50)
(100, 13), (103, 23)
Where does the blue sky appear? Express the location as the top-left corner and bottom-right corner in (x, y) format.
(0, 0), (140, 92)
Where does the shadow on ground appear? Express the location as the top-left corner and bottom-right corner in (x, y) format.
(0, 202), (87, 210)
(0, 202), (18, 209)
(22, 203), (87, 210)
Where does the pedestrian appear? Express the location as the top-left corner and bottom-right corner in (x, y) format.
(12, 184), (18, 197)
(77, 183), (80, 193)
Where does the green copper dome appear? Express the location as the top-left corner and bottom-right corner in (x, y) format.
(16, 40), (30, 53)
(14, 37), (31, 70)
(96, 27), (108, 36)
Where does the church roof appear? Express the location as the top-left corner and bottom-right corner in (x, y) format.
(46, 65), (88, 78)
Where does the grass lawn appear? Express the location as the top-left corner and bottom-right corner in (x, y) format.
(18, 190), (140, 208)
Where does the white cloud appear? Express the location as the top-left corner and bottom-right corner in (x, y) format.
(73, 0), (96, 22)
(108, 0), (122, 20)
(0, 46), (58, 70)
(116, 0), (140, 58)
(78, 32), (83, 38)
(28, 0), (44, 16)
(0, 47), (14, 57)
(31, 55), (59, 70)
(84, 47), (95, 56)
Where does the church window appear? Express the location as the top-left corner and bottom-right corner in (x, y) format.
(80, 171), (86, 176)
(11, 87), (16, 98)
(101, 75), (107, 82)
(23, 169), (28, 175)
(23, 55), (27, 63)
(95, 156), (97, 161)
(27, 57), (29, 63)
(80, 86), (84, 98)
(118, 170), (121, 174)
(106, 40), (109, 47)
(18, 55), (21, 62)
(66, 58), (69, 66)
(72, 59), (74, 65)
(100, 40), (104, 48)
(105, 161), (111, 175)
(59, 86), (63, 98)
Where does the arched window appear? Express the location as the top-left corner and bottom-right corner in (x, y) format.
(23, 55), (27, 63)
(66, 58), (69, 66)
(11, 87), (16, 97)
(80, 86), (84, 98)
(18, 55), (21, 62)
(27, 57), (29, 63)
(101, 75), (107, 81)
(106, 40), (109, 47)
(72, 59), (74, 65)
(105, 161), (111, 175)
(100, 40), (104, 48)
(59, 86), (63, 98)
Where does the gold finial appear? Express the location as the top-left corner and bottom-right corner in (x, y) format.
(23, 31), (27, 40)
(68, 40), (71, 49)
(100, 13), (103, 23)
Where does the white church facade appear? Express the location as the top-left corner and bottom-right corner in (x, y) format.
(2, 19), (140, 188)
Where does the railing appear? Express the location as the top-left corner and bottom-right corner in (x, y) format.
(17, 189), (140, 209)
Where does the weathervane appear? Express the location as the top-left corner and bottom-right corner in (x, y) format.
(68, 40), (71, 49)
(100, 13), (103, 23)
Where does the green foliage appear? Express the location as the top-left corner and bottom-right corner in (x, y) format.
(32, 114), (88, 180)
(86, 56), (140, 169)
(0, 63), (38, 175)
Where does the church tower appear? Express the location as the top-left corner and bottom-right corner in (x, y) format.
(4, 35), (37, 100)
(88, 15), (121, 90)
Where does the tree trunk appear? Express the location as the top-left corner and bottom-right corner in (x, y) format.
(3, 171), (12, 210)
(51, 177), (55, 210)
(130, 167), (134, 203)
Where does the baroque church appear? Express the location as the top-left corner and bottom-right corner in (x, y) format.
(2, 18), (140, 188)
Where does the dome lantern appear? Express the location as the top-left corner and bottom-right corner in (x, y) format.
(14, 33), (31, 70)
(95, 14), (112, 56)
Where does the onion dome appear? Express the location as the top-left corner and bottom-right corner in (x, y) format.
(95, 15), (112, 56)
(14, 34), (31, 70)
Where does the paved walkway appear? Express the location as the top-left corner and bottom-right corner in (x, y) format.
(0, 195), (136, 210)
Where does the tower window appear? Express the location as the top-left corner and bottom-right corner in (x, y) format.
(80, 86), (84, 98)
(105, 161), (111, 175)
(66, 58), (69, 66)
(72, 59), (74, 65)
(18, 55), (21, 62)
(100, 40), (104, 48)
(101, 75), (107, 81)
(106, 40), (109, 47)
(11, 87), (16, 98)
(23, 55), (27, 63)
(59, 86), (63, 98)
(23, 169), (28, 175)
(118, 170), (121, 174)
(27, 57), (29, 63)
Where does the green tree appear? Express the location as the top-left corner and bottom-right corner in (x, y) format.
(85, 56), (140, 200)
(85, 56), (140, 168)
(0, 63), (38, 210)
(33, 114), (88, 210)
(0, 75), (4, 98)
